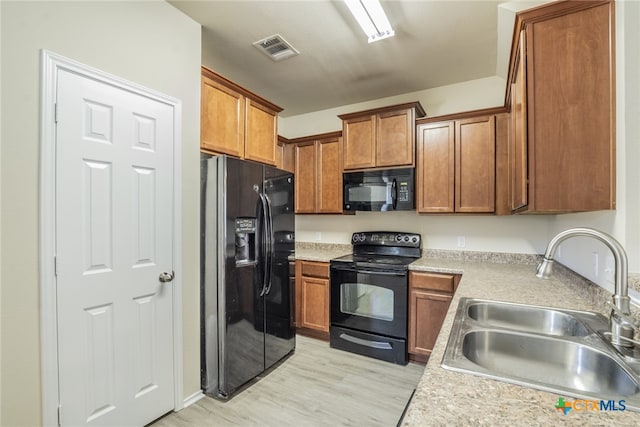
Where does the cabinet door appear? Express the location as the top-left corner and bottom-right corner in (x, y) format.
(201, 75), (244, 157)
(281, 142), (295, 173)
(416, 122), (455, 213)
(299, 276), (330, 332)
(245, 99), (277, 166)
(294, 142), (316, 213)
(408, 290), (452, 356)
(317, 137), (343, 213)
(527, 3), (614, 211)
(455, 116), (495, 213)
(376, 108), (414, 167)
(343, 115), (376, 170)
(511, 30), (528, 211)
(276, 140), (295, 173)
(276, 141), (284, 170)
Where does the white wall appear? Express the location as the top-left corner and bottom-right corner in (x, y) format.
(279, 76), (506, 138)
(0, 2), (201, 425)
(290, 1), (639, 300)
(297, 212), (549, 254)
(285, 76), (552, 255)
(548, 0), (640, 294)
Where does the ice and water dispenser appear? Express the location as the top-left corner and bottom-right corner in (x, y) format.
(234, 217), (257, 266)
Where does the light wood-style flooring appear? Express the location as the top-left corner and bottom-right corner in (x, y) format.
(151, 335), (425, 426)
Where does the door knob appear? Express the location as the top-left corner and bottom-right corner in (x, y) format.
(159, 271), (175, 283)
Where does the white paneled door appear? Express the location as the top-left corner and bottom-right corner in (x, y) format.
(55, 69), (175, 426)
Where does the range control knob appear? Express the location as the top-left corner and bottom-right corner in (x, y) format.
(395, 234), (403, 242)
(412, 236), (418, 243)
(403, 235), (410, 242)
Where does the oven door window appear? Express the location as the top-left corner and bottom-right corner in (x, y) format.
(340, 282), (394, 321)
(330, 267), (408, 339)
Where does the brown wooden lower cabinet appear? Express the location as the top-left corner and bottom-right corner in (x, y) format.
(295, 260), (330, 340)
(408, 271), (460, 363)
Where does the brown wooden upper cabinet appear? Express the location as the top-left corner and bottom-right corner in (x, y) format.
(201, 66), (283, 166)
(338, 102), (426, 171)
(506, 0), (615, 213)
(276, 135), (295, 173)
(291, 131), (343, 214)
(416, 111), (502, 214)
(510, 29), (528, 212)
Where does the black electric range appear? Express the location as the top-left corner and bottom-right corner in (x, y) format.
(329, 231), (421, 364)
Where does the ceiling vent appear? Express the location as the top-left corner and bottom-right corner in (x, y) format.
(253, 34), (300, 61)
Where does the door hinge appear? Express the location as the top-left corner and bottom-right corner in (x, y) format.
(54, 256), (57, 277)
(54, 103), (58, 123)
(57, 404), (62, 426)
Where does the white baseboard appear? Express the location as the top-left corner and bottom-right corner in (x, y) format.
(183, 390), (205, 408)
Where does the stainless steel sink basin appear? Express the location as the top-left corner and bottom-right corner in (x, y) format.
(467, 301), (592, 336)
(442, 298), (640, 410)
(462, 330), (639, 396)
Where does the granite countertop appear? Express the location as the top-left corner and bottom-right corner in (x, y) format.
(293, 243), (640, 425)
(294, 242), (351, 262)
(402, 256), (640, 426)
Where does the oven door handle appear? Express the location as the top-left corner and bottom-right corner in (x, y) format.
(330, 265), (407, 276)
(329, 264), (357, 272)
(356, 269), (407, 276)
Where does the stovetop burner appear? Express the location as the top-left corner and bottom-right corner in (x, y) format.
(330, 231), (422, 270)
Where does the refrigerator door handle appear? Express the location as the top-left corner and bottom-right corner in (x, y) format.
(263, 194), (274, 295)
(258, 193), (270, 297)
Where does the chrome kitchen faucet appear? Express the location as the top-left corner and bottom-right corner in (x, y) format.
(536, 228), (638, 350)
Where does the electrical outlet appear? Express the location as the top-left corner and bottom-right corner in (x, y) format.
(314, 232), (322, 241)
(605, 255), (615, 282)
(457, 236), (466, 248)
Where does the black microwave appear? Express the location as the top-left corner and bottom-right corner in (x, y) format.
(343, 168), (415, 212)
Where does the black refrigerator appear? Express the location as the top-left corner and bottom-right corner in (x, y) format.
(201, 155), (295, 398)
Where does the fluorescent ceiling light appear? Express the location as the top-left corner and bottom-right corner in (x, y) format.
(344, 0), (395, 43)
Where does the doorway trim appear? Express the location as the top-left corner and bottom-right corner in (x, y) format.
(39, 50), (184, 426)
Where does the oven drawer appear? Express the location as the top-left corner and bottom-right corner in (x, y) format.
(330, 326), (407, 365)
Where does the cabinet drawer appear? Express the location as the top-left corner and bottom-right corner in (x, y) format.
(410, 272), (456, 293)
(300, 261), (329, 278)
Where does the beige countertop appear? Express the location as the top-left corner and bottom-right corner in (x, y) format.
(402, 257), (640, 426)
(293, 243), (640, 425)
(294, 242), (351, 262)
